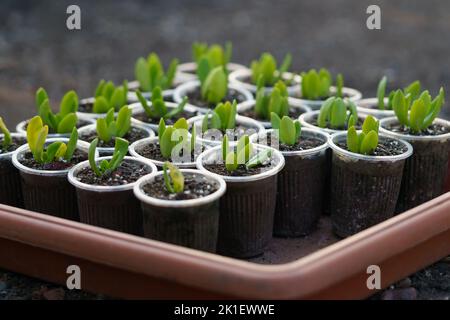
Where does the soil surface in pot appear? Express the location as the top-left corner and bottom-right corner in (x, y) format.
(78, 102), (135, 114)
(136, 141), (205, 162)
(80, 127), (148, 148)
(337, 138), (407, 156)
(240, 105), (306, 122)
(76, 160), (152, 186)
(0, 136), (27, 154)
(292, 92), (352, 100)
(384, 122), (450, 136)
(18, 149), (87, 171)
(142, 172), (219, 200)
(23, 119), (91, 133)
(204, 158), (275, 177)
(133, 110), (197, 126)
(186, 88), (246, 109)
(260, 132), (324, 152)
(307, 113), (364, 130)
(239, 74), (294, 88)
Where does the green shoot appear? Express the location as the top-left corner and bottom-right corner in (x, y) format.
(254, 80), (289, 120)
(300, 68), (334, 100)
(96, 106), (132, 143)
(199, 66), (228, 104)
(317, 97), (358, 129)
(376, 77), (422, 110)
(162, 162), (184, 193)
(250, 53), (292, 87)
(0, 117), (12, 150)
(158, 118), (196, 159)
(93, 80), (128, 113)
(347, 115), (379, 155)
(89, 137), (129, 177)
(271, 113), (301, 146)
(202, 100), (237, 132)
(136, 87), (188, 119)
(134, 53), (178, 92)
(192, 42), (232, 74)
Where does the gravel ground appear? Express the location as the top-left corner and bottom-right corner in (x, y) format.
(0, 0), (449, 300)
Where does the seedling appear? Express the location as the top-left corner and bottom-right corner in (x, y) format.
(0, 117), (11, 150)
(254, 80), (289, 120)
(300, 69), (343, 100)
(202, 100), (237, 132)
(89, 137), (128, 177)
(271, 113), (301, 146)
(162, 162), (184, 193)
(26, 116), (78, 164)
(136, 87), (188, 119)
(96, 106), (132, 143)
(135, 53), (178, 92)
(391, 88), (445, 133)
(93, 80), (128, 113)
(35, 88), (78, 134)
(250, 53), (292, 87)
(158, 118), (196, 159)
(377, 77), (422, 110)
(317, 97), (358, 130)
(198, 66), (228, 104)
(347, 115), (380, 155)
(192, 42), (232, 74)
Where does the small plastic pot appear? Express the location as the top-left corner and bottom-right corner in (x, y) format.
(78, 123), (154, 156)
(133, 169), (226, 252)
(299, 110), (367, 135)
(68, 156), (157, 236)
(196, 144), (285, 258)
(126, 84), (176, 103)
(237, 99), (311, 128)
(380, 117), (450, 213)
(289, 86), (362, 110)
(356, 97), (394, 119)
(172, 80), (253, 113)
(177, 61), (246, 80)
(12, 139), (93, 221)
(0, 133), (26, 207)
(188, 114), (265, 146)
(76, 98), (140, 120)
(228, 68), (301, 95)
(250, 128), (329, 236)
(328, 132), (413, 237)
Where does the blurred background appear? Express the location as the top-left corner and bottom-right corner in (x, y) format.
(0, 0), (449, 126)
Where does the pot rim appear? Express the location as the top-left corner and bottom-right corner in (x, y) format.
(379, 117), (450, 142)
(0, 133), (27, 159)
(249, 128), (329, 157)
(289, 86), (363, 107)
(177, 61), (247, 75)
(328, 131), (413, 162)
(76, 98), (140, 119)
(12, 138), (94, 176)
(196, 144), (285, 182)
(299, 110), (367, 135)
(126, 88), (175, 103)
(356, 97), (394, 117)
(68, 156), (157, 193)
(129, 136), (207, 168)
(133, 168), (227, 208)
(130, 100), (198, 120)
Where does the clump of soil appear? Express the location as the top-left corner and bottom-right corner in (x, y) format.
(23, 119), (92, 133)
(76, 160), (152, 186)
(0, 136), (27, 154)
(133, 110), (197, 126)
(186, 88), (246, 109)
(80, 127), (149, 148)
(18, 149), (87, 171)
(337, 138), (408, 156)
(136, 141), (204, 163)
(239, 106), (307, 122)
(307, 113), (364, 130)
(142, 172), (219, 200)
(384, 123), (450, 136)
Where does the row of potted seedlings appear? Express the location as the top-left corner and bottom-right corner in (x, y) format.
(1, 42), (449, 260)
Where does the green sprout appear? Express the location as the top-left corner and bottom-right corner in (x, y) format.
(162, 162), (184, 193)
(35, 88), (78, 134)
(0, 117), (12, 150)
(202, 100), (237, 132)
(136, 87), (188, 120)
(192, 42), (232, 74)
(317, 97), (358, 130)
(250, 53), (292, 87)
(377, 76), (422, 110)
(300, 69), (343, 100)
(93, 80), (128, 113)
(26, 116), (78, 164)
(198, 66), (228, 104)
(89, 137), (128, 177)
(158, 118), (196, 159)
(271, 113), (301, 146)
(135, 53), (178, 92)
(254, 80), (289, 120)
(392, 88), (445, 133)
(347, 115), (380, 155)
(96, 106), (132, 143)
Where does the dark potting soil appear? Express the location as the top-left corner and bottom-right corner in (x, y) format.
(186, 88), (246, 109)
(78, 101), (134, 114)
(133, 110), (197, 126)
(309, 113), (364, 130)
(0, 136), (27, 154)
(204, 157), (275, 177)
(262, 133), (325, 152)
(136, 141), (204, 162)
(337, 137), (408, 157)
(142, 172), (219, 201)
(76, 160), (152, 186)
(239, 105), (306, 122)
(18, 149), (87, 171)
(80, 126), (149, 148)
(384, 122), (450, 136)
(23, 119), (92, 133)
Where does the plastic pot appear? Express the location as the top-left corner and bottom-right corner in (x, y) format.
(197, 144), (285, 258)
(12, 138), (94, 221)
(177, 61), (246, 80)
(380, 117), (450, 212)
(187, 114), (265, 146)
(0, 133), (26, 207)
(228, 68), (301, 95)
(328, 132), (413, 237)
(133, 169), (226, 252)
(126, 82), (176, 103)
(68, 156), (157, 236)
(289, 86), (362, 110)
(250, 128), (329, 236)
(356, 97), (394, 119)
(237, 99), (311, 128)
(76, 98), (140, 120)
(172, 80), (253, 113)
(299, 110), (367, 135)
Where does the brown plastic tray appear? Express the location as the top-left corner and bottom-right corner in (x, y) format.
(0, 170), (449, 299)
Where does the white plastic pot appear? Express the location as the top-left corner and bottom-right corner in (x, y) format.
(356, 97), (394, 119)
(289, 86), (362, 110)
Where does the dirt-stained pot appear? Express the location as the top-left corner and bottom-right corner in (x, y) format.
(68, 156), (157, 236)
(356, 97), (395, 119)
(328, 132), (413, 237)
(12, 138), (94, 221)
(380, 117), (450, 213)
(197, 144), (285, 258)
(133, 169), (226, 252)
(251, 128), (329, 236)
(0, 133), (27, 207)
(289, 86), (362, 111)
